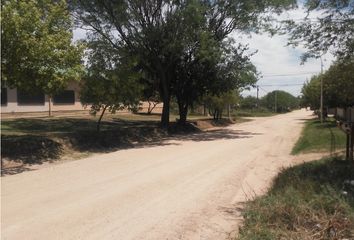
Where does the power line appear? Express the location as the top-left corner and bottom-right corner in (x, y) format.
(274, 18), (353, 23)
(259, 83), (304, 87)
(258, 86), (269, 93)
(262, 72), (319, 77)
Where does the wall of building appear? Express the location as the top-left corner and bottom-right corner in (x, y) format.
(1, 81), (164, 115)
(1, 88), (50, 113)
(51, 82), (87, 112)
(1, 82), (87, 113)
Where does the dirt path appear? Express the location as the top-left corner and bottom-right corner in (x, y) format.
(1, 109), (316, 240)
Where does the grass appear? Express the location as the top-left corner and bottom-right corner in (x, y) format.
(238, 157), (354, 240)
(292, 118), (346, 155)
(233, 108), (278, 118)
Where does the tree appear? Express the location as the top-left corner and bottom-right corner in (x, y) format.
(1, 0), (84, 115)
(284, 0), (354, 61)
(140, 74), (161, 115)
(301, 58), (354, 110)
(144, 90), (161, 115)
(204, 91), (239, 120)
(301, 75), (321, 110)
(262, 90), (299, 112)
(80, 35), (142, 132)
(322, 58), (354, 108)
(240, 96), (258, 109)
(174, 39), (258, 124)
(73, 0), (295, 127)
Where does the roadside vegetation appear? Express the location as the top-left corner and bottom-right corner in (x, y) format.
(238, 157), (354, 240)
(233, 108), (277, 118)
(236, 91), (300, 118)
(1, 112), (240, 175)
(1, 114), (166, 171)
(292, 118), (346, 155)
(237, 116), (351, 239)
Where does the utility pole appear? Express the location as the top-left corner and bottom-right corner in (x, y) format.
(320, 56), (324, 123)
(256, 85), (259, 108)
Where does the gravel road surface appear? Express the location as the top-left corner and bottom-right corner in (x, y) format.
(1, 109), (312, 240)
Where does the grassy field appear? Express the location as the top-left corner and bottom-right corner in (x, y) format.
(237, 157), (354, 240)
(292, 118), (346, 155)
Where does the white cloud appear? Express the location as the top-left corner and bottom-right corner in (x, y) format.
(234, 8), (335, 97)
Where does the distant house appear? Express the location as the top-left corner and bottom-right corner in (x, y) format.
(1, 81), (86, 114)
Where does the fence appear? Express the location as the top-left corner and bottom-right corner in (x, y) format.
(332, 107), (354, 161)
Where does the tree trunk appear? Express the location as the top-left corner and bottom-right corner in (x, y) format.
(218, 110), (223, 120)
(213, 110), (217, 120)
(148, 102), (158, 114)
(147, 101), (152, 114)
(159, 72), (171, 128)
(48, 96), (52, 117)
(97, 105), (108, 132)
(176, 95), (188, 125)
(161, 94), (170, 128)
(203, 104), (207, 116)
(350, 127), (354, 162)
(178, 105), (188, 125)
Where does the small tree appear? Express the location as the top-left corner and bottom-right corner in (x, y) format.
(262, 90), (299, 112)
(205, 91), (239, 120)
(240, 96), (259, 109)
(80, 36), (142, 132)
(301, 75), (321, 110)
(1, 0), (84, 116)
(140, 77), (161, 115)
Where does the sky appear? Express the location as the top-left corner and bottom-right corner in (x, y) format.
(73, 5), (335, 98)
(234, 7), (335, 98)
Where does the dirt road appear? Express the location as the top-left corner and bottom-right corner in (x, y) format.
(1, 109), (313, 240)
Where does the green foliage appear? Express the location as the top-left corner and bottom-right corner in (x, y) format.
(73, 0), (295, 126)
(80, 36), (142, 130)
(234, 108), (276, 117)
(301, 58), (354, 109)
(1, 0), (84, 95)
(174, 38), (258, 123)
(204, 91), (239, 120)
(301, 75), (321, 110)
(240, 96), (259, 109)
(292, 118), (346, 155)
(284, 0), (354, 61)
(261, 90), (299, 112)
(238, 158), (354, 240)
(322, 58), (354, 108)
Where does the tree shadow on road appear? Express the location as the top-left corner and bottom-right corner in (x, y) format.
(1, 118), (262, 176)
(168, 128), (261, 142)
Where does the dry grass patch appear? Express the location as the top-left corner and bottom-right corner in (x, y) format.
(237, 158), (354, 240)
